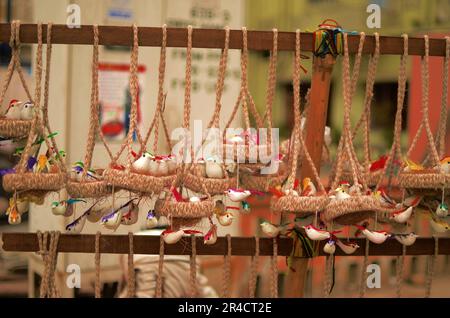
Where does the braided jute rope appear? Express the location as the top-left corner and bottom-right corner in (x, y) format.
(155, 235), (165, 298)
(437, 37), (450, 157)
(94, 231), (101, 298)
(127, 232), (135, 298)
(248, 236), (259, 298)
(270, 237), (278, 298)
(37, 231), (61, 298)
(0, 20), (34, 138)
(358, 238), (370, 298)
(395, 244), (406, 298)
(323, 254), (334, 297)
(425, 236), (439, 298)
(190, 234), (198, 298)
(399, 35), (447, 189)
(221, 234), (232, 298)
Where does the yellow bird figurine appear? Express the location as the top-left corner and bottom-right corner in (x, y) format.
(403, 158), (424, 172)
(34, 154), (50, 173)
(438, 156), (450, 174)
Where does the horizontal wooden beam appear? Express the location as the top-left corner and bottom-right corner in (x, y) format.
(2, 233), (450, 257)
(0, 24), (447, 56)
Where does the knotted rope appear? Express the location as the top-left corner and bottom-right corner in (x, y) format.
(37, 230), (61, 298)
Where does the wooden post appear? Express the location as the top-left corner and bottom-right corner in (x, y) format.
(283, 54), (336, 298)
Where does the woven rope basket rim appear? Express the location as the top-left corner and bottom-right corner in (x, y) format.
(183, 172), (236, 195)
(271, 195), (330, 213)
(322, 195), (379, 223)
(0, 118), (32, 138)
(103, 168), (163, 194)
(3, 172), (66, 192)
(154, 198), (215, 218)
(241, 172), (287, 192)
(398, 171), (449, 189)
(160, 174), (177, 188)
(66, 179), (111, 198)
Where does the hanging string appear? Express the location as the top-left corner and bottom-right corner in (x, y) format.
(323, 254), (335, 297)
(359, 238), (370, 298)
(221, 234), (232, 297)
(248, 236), (259, 298)
(270, 237), (278, 298)
(425, 236), (439, 298)
(395, 244), (407, 298)
(189, 234), (198, 298)
(155, 235), (165, 298)
(94, 231), (101, 298)
(437, 37), (450, 157)
(127, 232), (135, 298)
(37, 231), (60, 298)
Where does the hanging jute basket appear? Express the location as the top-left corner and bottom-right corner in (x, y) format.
(155, 26), (215, 221)
(271, 30), (330, 215)
(3, 23), (66, 195)
(66, 25), (109, 198)
(322, 32), (380, 226)
(222, 27), (269, 166)
(240, 29), (291, 192)
(398, 35), (450, 192)
(182, 27), (236, 195)
(102, 25), (163, 195)
(0, 21), (33, 139)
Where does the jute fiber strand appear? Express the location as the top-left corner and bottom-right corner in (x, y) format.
(222, 27), (268, 164)
(66, 25), (110, 198)
(241, 29), (289, 192)
(424, 236), (438, 298)
(248, 236), (259, 298)
(0, 20), (33, 138)
(322, 32), (380, 226)
(398, 35), (449, 190)
(271, 30), (330, 215)
(94, 231), (101, 298)
(36, 231), (61, 298)
(221, 234), (232, 298)
(155, 26), (214, 220)
(189, 234), (198, 298)
(3, 23), (67, 194)
(103, 24), (163, 195)
(184, 26), (237, 195)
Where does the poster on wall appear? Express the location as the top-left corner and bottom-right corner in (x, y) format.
(98, 62), (146, 141)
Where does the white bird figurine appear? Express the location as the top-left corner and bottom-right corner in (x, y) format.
(66, 211), (89, 234)
(205, 156), (224, 179)
(154, 156), (169, 176)
(204, 224), (218, 245)
(194, 158), (207, 177)
(101, 203), (127, 231)
(146, 210), (158, 229)
(132, 151), (153, 174)
(162, 229), (184, 244)
(330, 187), (351, 201)
(165, 155), (177, 174)
(355, 224), (391, 244)
(284, 189), (299, 196)
(4, 99), (22, 119)
(323, 239), (336, 254)
(389, 206), (413, 224)
(226, 188), (251, 202)
(189, 196), (201, 203)
(120, 202), (139, 225)
(260, 221), (281, 238)
(20, 101), (34, 120)
(335, 239), (360, 254)
(394, 232), (418, 246)
(302, 224), (341, 241)
(437, 157), (450, 174)
(217, 212), (234, 226)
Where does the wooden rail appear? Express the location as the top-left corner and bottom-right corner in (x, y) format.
(2, 233), (449, 257)
(0, 24), (448, 56)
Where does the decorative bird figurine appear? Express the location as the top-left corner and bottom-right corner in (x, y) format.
(349, 183), (363, 196)
(4, 99), (22, 119)
(375, 188), (398, 208)
(436, 203), (449, 218)
(335, 239), (360, 254)
(162, 229), (184, 244)
(153, 156), (169, 176)
(101, 200), (135, 231)
(194, 157), (207, 177)
(6, 200), (21, 225)
(226, 188), (251, 202)
(354, 224), (391, 244)
(369, 155), (389, 172)
(165, 155), (177, 174)
(403, 158), (424, 172)
(323, 239), (336, 254)
(301, 178), (317, 197)
(330, 187), (351, 201)
(120, 201), (139, 225)
(260, 221), (281, 238)
(302, 224), (341, 241)
(284, 189), (299, 197)
(189, 196), (201, 203)
(34, 154), (50, 173)
(389, 206), (413, 224)
(205, 156), (224, 179)
(403, 195), (422, 208)
(146, 210), (158, 229)
(20, 101), (34, 120)
(51, 198), (86, 217)
(65, 212), (88, 234)
(204, 223), (218, 245)
(394, 232), (418, 246)
(131, 151), (153, 174)
(437, 156), (450, 174)
(217, 212), (234, 226)
(429, 214), (450, 233)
